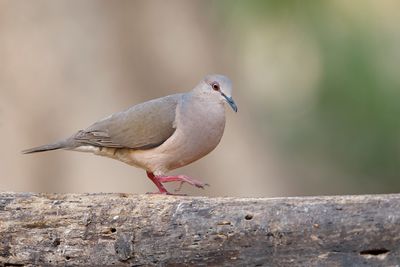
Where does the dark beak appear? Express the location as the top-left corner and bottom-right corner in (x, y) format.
(222, 94), (238, 112)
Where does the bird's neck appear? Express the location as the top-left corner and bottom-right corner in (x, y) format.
(182, 91), (225, 116)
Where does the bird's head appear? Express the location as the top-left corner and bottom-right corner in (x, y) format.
(195, 74), (238, 112)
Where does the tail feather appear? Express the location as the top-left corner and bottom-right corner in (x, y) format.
(22, 142), (66, 154)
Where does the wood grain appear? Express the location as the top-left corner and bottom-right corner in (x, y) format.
(0, 193), (399, 266)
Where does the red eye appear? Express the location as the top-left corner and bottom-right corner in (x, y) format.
(211, 82), (220, 91)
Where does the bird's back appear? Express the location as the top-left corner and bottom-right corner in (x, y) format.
(74, 93), (183, 150)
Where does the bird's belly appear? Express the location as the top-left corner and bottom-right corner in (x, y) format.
(127, 101), (226, 175)
(126, 118), (225, 175)
(73, 145), (144, 168)
(157, 111), (226, 171)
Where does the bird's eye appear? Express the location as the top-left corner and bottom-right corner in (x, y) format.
(211, 82), (220, 91)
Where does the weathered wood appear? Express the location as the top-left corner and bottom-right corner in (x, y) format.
(0, 192), (399, 266)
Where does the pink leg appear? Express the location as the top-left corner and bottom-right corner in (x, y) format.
(157, 175), (209, 189)
(146, 171), (169, 194)
(146, 171), (208, 195)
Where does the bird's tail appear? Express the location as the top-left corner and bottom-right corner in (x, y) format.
(22, 141), (67, 154)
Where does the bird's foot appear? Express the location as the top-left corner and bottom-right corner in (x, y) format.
(146, 191), (187, 196)
(146, 171), (208, 195)
(156, 175), (209, 192)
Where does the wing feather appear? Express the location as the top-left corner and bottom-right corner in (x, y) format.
(73, 94), (182, 149)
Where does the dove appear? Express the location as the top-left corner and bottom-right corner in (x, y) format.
(23, 74), (237, 195)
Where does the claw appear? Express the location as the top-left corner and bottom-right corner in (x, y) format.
(146, 171), (208, 195)
(146, 191), (187, 196)
(174, 181), (185, 192)
(157, 175), (209, 189)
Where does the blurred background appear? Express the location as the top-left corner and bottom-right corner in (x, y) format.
(1, 0), (399, 197)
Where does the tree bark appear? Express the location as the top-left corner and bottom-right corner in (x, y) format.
(0, 192), (399, 266)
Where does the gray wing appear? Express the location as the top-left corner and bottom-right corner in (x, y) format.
(72, 93), (182, 149)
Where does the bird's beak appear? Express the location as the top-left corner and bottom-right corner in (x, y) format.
(222, 94), (238, 112)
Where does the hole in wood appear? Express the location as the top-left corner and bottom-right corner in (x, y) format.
(52, 237), (61, 247)
(110, 227), (117, 233)
(360, 248), (390, 256)
(65, 256), (71, 261)
(245, 214), (253, 220)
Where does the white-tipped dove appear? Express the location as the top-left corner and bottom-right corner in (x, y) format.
(23, 74), (237, 195)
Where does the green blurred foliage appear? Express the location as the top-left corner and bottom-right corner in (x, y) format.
(221, 0), (400, 191)
(315, 26), (400, 185)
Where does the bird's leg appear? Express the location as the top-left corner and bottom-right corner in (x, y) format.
(146, 171), (170, 194)
(146, 172), (208, 194)
(156, 175), (209, 191)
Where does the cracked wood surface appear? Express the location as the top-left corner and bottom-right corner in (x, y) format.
(0, 192), (399, 266)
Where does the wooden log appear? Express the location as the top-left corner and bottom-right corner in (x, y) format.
(0, 192), (399, 266)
